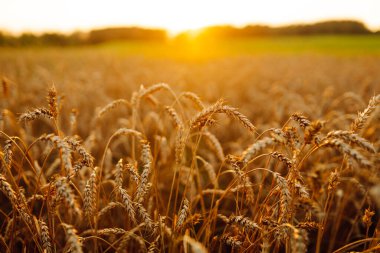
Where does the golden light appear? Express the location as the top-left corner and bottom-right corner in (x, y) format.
(1, 0), (380, 34)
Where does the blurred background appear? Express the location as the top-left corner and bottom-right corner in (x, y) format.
(1, 0), (379, 127)
(1, 0), (380, 57)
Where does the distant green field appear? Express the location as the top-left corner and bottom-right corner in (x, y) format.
(1, 35), (379, 60)
(93, 35), (380, 59)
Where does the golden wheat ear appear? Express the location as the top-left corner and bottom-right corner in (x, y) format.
(83, 167), (97, 218)
(351, 94), (380, 132)
(61, 223), (83, 253)
(19, 108), (54, 122)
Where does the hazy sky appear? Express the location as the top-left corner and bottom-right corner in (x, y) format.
(1, 0), (379, 34)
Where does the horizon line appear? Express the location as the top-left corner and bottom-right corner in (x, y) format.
(1, 18), (379, 36)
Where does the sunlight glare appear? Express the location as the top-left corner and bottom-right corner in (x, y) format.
(1, 0), (380, 34)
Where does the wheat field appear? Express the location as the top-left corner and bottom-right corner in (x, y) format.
(0, 51), (379, 252)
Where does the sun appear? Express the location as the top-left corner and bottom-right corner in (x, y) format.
(159, 22), (207, 36)
(133, 1), (226, 35)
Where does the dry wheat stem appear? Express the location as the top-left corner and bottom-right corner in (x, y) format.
(47, 86), (58, 119)
(134, 201), (153, 229)
(38, 219), (52, 253)
(221, 234), (243, 248)
(84, 167), (97, 218)
(291, 113), (311, 129)
(98, 201), (126, 218)
(240, 137), (276, 165)
(41, 134), (73, 175)
(126, 161), (140, 185)
(61, 223), (83, 253)
(190, 100), (255, 132)
(81, 227), (127, 236)
(97, 99), (130, 119)
(273, 172), (292, 223)
(180, 91), (205, 111)
(65, 136), (94, 173)
(54, 177), (81, 215)
(176, 198), (190, 231)
(322, 138), (372, 167)
(326, 130), (376, 153)
(118, 186), (136, 224)
(114, 159), (124, 188)
(183, 234), (208, 253)
(165, 106), (184, 129)
(134, 140), (153, 204)
(202, 131), (225, 162)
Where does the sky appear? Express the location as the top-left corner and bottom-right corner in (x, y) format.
(1, 0), (379, 34)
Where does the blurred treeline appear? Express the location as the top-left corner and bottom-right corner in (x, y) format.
(196, 20), (375, 39)
(0, 20), (378, 47)
(0, 27), (167, 47)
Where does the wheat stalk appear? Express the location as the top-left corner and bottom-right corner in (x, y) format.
(112, 128), (143, 139)
(2, 76), (9, 97)
(291, 112), (311, 129)
(69, 109), (78, 134)
(181, 91), (204, 111)
(291, 228), (308, 253)
(114, 159), (124, 188)
(228, 215), (261, 231)
(19, 108), (54, 122)
(351, 94), (380, 132)
(270, 151), (293, 168)
(82, 227), (127, 236)
(134, 140), (152, 204)
(65, 136), (94, 173)
(118, 186), (136, 223)
(176, 198), (189, 231)
(165, 105), (187, 165)
(322, 138), (372, 167)
(183, 234), (208, 253)
(1, 139), (13, 173)
(38, 219), (52, 253)
(41, 134), (73, 175)
(131, 83), (172, 111)
(4, 217), (14, 241)
(148, 235), (160, 253)
(304, 120), (323, 144)
(0, 173), (17, 204)
(98, 201), (126, 218)
(134, 201), (153, 229)
(126, 161), (140, 184)
(202, 131), (225, 162)
(54, 177), (81, 215)
(326, 130), (376, 153)
(197, 156), (218, 187)
(240, 137), (276, 165)
(273, 172), (292, 223)
(165, 106), (184, 129)
(116, 232), (146, 253)
(84, 167), (97, 218)
(174, 128), (187, 166)
(97, 99), (129, 118)
(61, 223), (83, 253)
(221, 234), (243, 248)
(0, 178), (33, 226)
(47, 85), (58, 119)
(190, 100), (255, 132)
